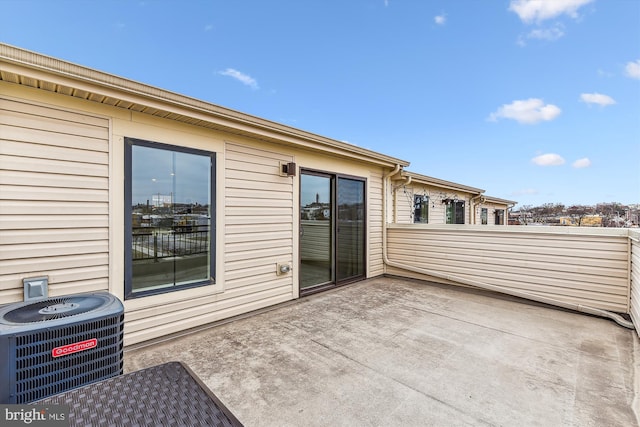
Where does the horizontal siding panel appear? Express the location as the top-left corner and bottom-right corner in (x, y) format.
(0, 265), (108, 291)
(225, 256), (282, 273)
(0, 154), (108, 177)
(225, 215), (293, 226)
(0, 240), (108, 260)
(397, 231), (628, 253)
(124, 293), (293, 345)
(0, 170), (107, 190)
(0, 228), (108, 244)
(226, 239), (292, 253)
(125, 287), (291, 331)
(386, 226), (630, 312)
(226, 159), (280, 175)
(385, 265), (626, 313)
(1, 124), (108, 153)
(225, 246), (291, 263)
(0, 185), (108, 202)
(388, 240), (628, 269)
(225, 274), (291, 291)
(0, 253), (108, 276)
(0, 215), (108, 230)
(226, 177), (291, 193)
(387, 235), (628, 262)
(125, 279), (291, 324)
(226, 143), (290, 163)
(0, 289), (26, 304)
(225, 264), (277, 282)
(225, 206), (292, 217)
(225, 222), (292, 234)
(388, 245), (629, 278)
(388, 251), (626, 294)
(226, 168), (290, 185)
(0, 109), (108, 140)
(226, 187), (293, 201)
(225, 196), (293, 208)
(0, 200), (107, 215)
(225, 229), (292, 244)
(0, 97), (108, 127)
(49, 278), (109, 296)
(1, 140), (108, 164)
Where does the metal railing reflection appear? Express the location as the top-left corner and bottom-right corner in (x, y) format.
(132, 227), (209, 261)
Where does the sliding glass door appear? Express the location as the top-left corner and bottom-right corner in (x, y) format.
(336, 177), (365, 282)
(300, 171), (365, 293)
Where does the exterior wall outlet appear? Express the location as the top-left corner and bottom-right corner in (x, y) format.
(277, 263), (292, 275)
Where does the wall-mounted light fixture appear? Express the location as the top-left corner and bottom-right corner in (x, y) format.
(280, 162), (297, 177)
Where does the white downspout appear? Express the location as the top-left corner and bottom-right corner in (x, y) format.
(470, 194), (484, 225)
(381, 168), (633, 329)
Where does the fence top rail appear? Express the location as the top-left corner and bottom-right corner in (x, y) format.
(388, 223), (633, 238)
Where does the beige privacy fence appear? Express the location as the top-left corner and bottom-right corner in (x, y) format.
(386, 224), (633, 314)
(630, 230), (640, 334)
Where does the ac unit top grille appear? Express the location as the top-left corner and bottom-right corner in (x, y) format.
(2, 296), (109, 324)
(0, 292), (124, 335)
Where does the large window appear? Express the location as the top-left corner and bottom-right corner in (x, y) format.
(125, 138), (215, 299)
(495, 209), (505, 225)
(414, 195), (429, 223)
(446, 200), (465, 224)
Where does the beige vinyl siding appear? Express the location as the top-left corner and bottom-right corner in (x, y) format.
(121, 135), (298, 345)
(224, 142), (294, 298)
(0, 96), (110, 302)
(386, 225), (630, 313)
(472, 203), (508, 225)
(630, 230), (640, 336)
(395, 183), (469, 225)
(300, 221), (329, 262)
(368, 170), (384, 276)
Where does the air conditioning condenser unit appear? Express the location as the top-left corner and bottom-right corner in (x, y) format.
(0, 292), (124, 404)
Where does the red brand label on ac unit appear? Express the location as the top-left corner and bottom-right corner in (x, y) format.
(52, 338), (98, 358)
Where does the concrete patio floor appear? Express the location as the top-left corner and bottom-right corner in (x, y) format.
(124, 277), (639, 427)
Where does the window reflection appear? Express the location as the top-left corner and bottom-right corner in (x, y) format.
(127, 140), (213, 297)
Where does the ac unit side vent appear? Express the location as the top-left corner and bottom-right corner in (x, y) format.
(15, 317), (122, 359)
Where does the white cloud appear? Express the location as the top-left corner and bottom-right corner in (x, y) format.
(509, 0), (594, 23)
(218, 68), (259, 89)
(532, 153), (565, 166)
(625, 59), (640, 79)
(434, 14), (446, 25)
(488, 98), (561, 124)
(580, 92), (616, 106)
(527, 24), (565, 41)
(572, 157), (591, 168)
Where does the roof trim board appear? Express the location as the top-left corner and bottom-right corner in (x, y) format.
(0, 43), (409, 168)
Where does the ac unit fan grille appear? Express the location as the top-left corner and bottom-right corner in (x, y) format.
(12, 314), (124, 404)
(4, 296), (107, 323)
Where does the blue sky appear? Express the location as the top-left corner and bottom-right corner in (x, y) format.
(1, 0), (638, 207)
